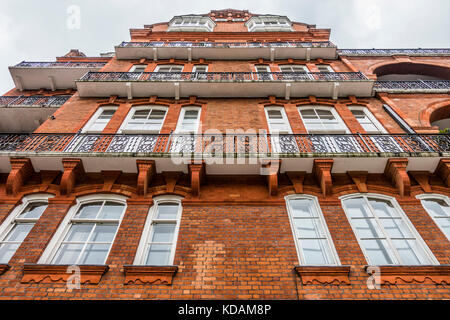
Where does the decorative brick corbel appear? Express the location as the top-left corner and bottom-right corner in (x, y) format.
(435, 159), (450, 188)
(101, 171), (122, 191)
(189, 162), (205, 197)
(136, 160), (155, 196)
(295, 266), (351, 285)
(384, 158), (410, 197)
(313, 159), (333, 197)
(262, 160), (281, 196)
(286, 171), (306, 194)
(163, 172), (182, 193)
(409, 171), (432, 193)
(348, 171), (368, 193)
(123, 265), (178, 285)
(60, 159), (85, 195)
(6, 158), (34, 195)
(21, 264), (109, 284)
(366, 265), (450, 285)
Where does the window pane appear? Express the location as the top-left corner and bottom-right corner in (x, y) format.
(361, 239), (394, 265)
(300, 109), (317, 118)
(267, 110), (283, 119)
(183, 110), (199, 119)
(79, 244), (110, 264)
(156, 203), (179, 219)
(97, 202), (124, 220)
(98, 109), (116, 119)
(316, 110), (335, 120)
(380, 219), (413, 239)
(344, 198), (373, 217)
(0, 243), (20, 264)
(294, 218), (324, 238)
(149, 110), (166, 120)
(76, 203), (102, 219)
(369, 198), (399, 217)
(64, 224), (93, 242)
(90, 225), (118, 243)
(299, 239), (333, 265)
(151, 224), (176, 243)
(438, 218), (450, 238)
(52, 243), (83, 264)
(19, 203), (47, 219)
(132, 110), (150, 119)
(289, 199), (316, 217)
(392, 239), (428, 265)
(352, 218), (383, 238)
(4, 224), (34, 242)
(146, 244), (172, 265)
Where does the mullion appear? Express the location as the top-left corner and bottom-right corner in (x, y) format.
(74, 223), (97, 265)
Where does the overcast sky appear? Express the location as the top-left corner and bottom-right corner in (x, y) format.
(0, 0), (449, 93)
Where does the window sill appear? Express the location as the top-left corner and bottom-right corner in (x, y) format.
(0, 264), (10, 275)
(294, 265), (351, 285)
(123, 265), (178, 285)
(21, 264), (109, 284)
(365, 265), (450, 285)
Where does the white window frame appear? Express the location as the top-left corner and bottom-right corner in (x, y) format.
(168, 16), (215, 32)
(316, 65), (334, 73)
(174, 106), (202, 134)
(416, 193), (450, 241)
(245, 16), (293, 32)
(118, 105), (168, 134)
(154, 65), (184, 73)
(298, 105), (350, 134)
(264, 106), (292, 134)
(133, 195), (183, 266)
(340, 193), (439, 266)
(348, 106), (387, 134)
(129, 65), (147, 72)
(38, 194), (127, 265)
(192, 65), (208, 80)
(81, 106), (118, 134)
(285, 194), (341, 265)
(254, 65), (273, 80)
(0, 194), (53, 264)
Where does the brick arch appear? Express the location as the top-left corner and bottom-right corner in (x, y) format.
(419, 100), (450, 127)
(368, 61), (450, 80)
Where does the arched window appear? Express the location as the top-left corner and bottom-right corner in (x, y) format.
(285, 195), (340, 265)
(0, 194), (52, 264)
(175, 106), (201, 133)
(133, 196), (183, 265)
(298, 106), (349, 134)
(417, 194), (450, 241)
(39, 195), (127, 265)
(340, 194), (438, 265)
(119, 105), (168, 133)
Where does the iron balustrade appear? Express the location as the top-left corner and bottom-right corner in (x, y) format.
(0, 95), (71, 107)
(118, 41), (336, 48)
(0, 133), (448, 155)
(78, 71), (369, 82)
(13, 61), (107, 68)
(374, 80), (450, 92)
(338, 48), (450, 56)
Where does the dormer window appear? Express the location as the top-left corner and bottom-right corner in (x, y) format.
(168, 16), (215, 32)
(246, 16), (293, 32)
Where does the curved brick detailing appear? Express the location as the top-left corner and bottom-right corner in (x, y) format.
(21, 264), (109, 284)
(123, 265), (178, 285)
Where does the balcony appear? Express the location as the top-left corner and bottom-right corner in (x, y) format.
(0, 95), (72, 133)
(76, 71), (373, 99)
(0, 133), (446, 174)
(338, 48), (450, 57)
(374, 80), (450, 93)
(115, 41), (337, 60)
(9, 61), (107, 90)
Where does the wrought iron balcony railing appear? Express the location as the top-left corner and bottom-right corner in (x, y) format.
(338, 48), (450, 56)
(374, 80), (450, 93)
(119, 41), (336, 48)
(78, 71), (369, 82)
(0, 133), (448, 156)
(13, 61), (107, 68)
(0, 95), (71, 107)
